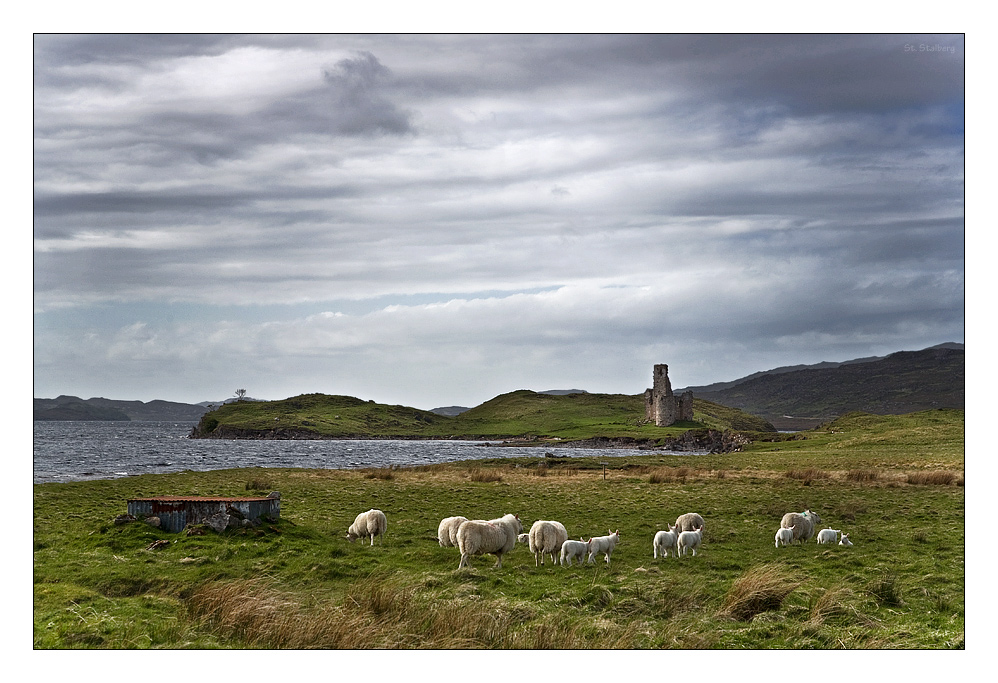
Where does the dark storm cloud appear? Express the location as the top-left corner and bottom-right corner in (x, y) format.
(32, 34), (964, 406)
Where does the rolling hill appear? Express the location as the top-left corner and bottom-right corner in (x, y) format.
(690, 345), (964, 430)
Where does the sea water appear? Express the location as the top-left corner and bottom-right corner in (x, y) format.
(33, 421), (680, 484)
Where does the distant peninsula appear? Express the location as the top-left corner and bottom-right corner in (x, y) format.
(33, 396), (209, 422)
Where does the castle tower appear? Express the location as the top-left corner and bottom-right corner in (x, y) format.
(644, 364), (693, 426)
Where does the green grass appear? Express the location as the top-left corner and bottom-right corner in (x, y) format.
(34, 410), (964, 649)
(190, 391), (776, 440)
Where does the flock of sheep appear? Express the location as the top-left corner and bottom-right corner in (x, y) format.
(345, 507), (853, 569)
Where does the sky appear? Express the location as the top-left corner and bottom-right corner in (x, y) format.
(32, 33), (965, 410)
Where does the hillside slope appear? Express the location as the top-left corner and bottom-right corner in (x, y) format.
(189, 390), (775, 441)
(695, 347), (964, 430)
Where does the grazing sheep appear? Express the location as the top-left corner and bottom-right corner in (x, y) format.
(456, 513), (523, 569)
(437, 515), (469, 547)
(780, 509), (822, 545)
(587, 530), (620, 565)
(517, 533), (530, 544)
(560, 538), (590, 566)
(675, 512), (706, 532)
(346, 509), (387, 546)
(653, 524), (679, 559)
(816, 528), (841, 545)
(528, 520), (568, 566)
(677, 526), (704, 557)
(775, 525), (795, 548)
(839, 533), (853, 547)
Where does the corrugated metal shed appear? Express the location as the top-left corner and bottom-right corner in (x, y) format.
(127, 494), (280, 533)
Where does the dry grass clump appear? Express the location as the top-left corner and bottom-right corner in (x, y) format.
(784, 468), (830, 485)
(867, 570), (904, 607)
(649, 467), (692, 484)
(245, 478), (273, 491)
(186, 576), (639, 648)
(468, 468), (503, 483)
(845, 469), (880, 483)
(906, 471), (960, 486)
(718, 564), (800, 622)
(363, 467), (395, 480)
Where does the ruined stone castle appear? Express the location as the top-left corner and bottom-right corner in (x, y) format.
(644, 364), (694, 426)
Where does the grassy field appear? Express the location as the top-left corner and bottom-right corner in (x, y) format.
(33, 410), (964, 649)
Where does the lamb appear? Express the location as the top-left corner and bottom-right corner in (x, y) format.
(517, 533), (530, 544)
(677, 526), (704, 557)
(560, 537), (590, 566)
(653, 524), (679, 559)
(528, 520), (569, 566)
(456, 513), (523, 569)
(775, 525), (795, 548)
(346, 508), (387, 546)
(839, 533), (853, 547)
(816, 528), (841, 545)
(674, 512), (706, 532)
(587, 530), (620, 565)
(437, 515), (469, 547)
(780, 509), (822, 545)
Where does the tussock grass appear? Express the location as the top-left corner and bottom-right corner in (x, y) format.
(649, 467), (692, 484)
(718, 564), (800, 622)
(186, 576), (640, 649)
(806, 584), (870, 628)
(845, 469), (880, 482)
(363, 467), (395, 480)
(867, 571), (903, 607)
(245, 478), (273, 491)
(784, 468), (830, 485)
(468, 468), (503, 483)
(906, 471), (959, 486)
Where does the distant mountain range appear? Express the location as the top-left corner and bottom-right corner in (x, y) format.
(681, 343), (964, 430)
(35, 344), (963, 427)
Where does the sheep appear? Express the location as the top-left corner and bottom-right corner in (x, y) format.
(839, 533), (853, 547)
(587, 530), (620, 565)
(780, 509), (822, 545)
(560, 538), (590, 566)
(653, 524), (679, 559)
(675, 512), (706, 532)
(816, 528), (841, 545)
(346, 508), (387, 546)
(437, 515), (469, 547)
(775, 525), (795, 548)
(517, 533), (530, 545)
(528, 520), (568, 566)
(456, 513), (523, 569)
(677, 526), (704, 557)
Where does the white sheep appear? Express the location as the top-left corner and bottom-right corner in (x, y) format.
(816, 528), (841, 545)
(517, 533), (530, 544)
(346, 508), (387, 546)
(675, 512), (706, 532)
(437, 515), (469, 547)
(839, 533), (853, 547)
(587, 530), (620, 565)
(456, 513), (523, 569)
(677, 526), (704, 556)
(653, 524), (679, 559)
(528, 520), (568, 566)
(775, 525), (795, 548)
(780, 509), (822, 545)
(560, 538), (590, 566)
